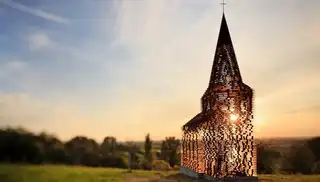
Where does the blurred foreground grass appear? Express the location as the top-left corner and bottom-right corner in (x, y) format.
(0, 164), (320, 182)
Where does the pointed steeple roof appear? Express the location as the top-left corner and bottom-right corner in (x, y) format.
(216, 13), (233, 47)
(208, 13), (242, 87)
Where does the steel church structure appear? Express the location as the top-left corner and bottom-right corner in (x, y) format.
(180, 12), (257, 181)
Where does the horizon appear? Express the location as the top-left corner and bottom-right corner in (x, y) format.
(1, 124), (315, 143)
(0, 125), (318, 143)
(0, 0), (319, 142)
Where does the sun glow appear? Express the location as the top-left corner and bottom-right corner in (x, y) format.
(254, 115), (265, 131)
(230, 114), (238, 121)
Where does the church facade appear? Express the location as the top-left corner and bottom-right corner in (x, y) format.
(180, 13), (257, 180)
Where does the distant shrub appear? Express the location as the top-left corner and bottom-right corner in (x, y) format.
(312, 161), (320, 174)
(152, 160), (171, 171)
(257, 144), (282, 174)
(141, 159), (152, 170)
(307, 137), (320, 161)
(289, 144), (316, 174)
(172, 165), (180, 170)
(100, 155), (128, 169)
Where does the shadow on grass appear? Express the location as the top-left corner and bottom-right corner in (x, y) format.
(150, 173), (196, 182)
(150, 173), (262, 182)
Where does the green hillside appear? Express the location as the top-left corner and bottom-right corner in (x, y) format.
(1, 164), (320, 182)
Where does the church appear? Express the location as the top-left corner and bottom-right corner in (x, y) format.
(180, 12), (257, 181)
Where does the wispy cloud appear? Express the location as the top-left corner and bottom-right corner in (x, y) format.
(0, 59), (27, 78)
(5, 60), (27, 72)
(27, 32), (55, 51)
(286, 105), (320, 115)
(0, 0), (69, 24)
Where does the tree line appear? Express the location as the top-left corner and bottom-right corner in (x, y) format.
(0, 127), (180, 170)
(257, 137), (320, 174)
(0, 127), (319, 174)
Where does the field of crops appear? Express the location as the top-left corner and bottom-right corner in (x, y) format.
(0, 164), (320, 182)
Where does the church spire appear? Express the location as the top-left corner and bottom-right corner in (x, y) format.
(216, 13), (232, 47)
(208, 12), (242, 87)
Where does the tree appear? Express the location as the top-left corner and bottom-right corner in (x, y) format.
(160, 140), (169, 162)
(307, 137), (320, 161)
(126, 141), (140, 170)
(257, 144), (282, 174)
(65, 136), (100, 166)
(160, 137), (180, 167)
(143, 133), (153, 170)
(99, 154), (127, 168)
(100, 136), (117, 156)
(0, 127), (44, 164)
(37, 132), (68, 164)
(289, 144), (316, 174)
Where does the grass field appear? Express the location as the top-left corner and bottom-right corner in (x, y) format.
(0, 164), (320, 182)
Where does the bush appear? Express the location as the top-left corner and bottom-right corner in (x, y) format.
(307, 137), (320, 161)
(152, 160), (171, 171)
(289, 144), (315, 174)
(257, 144), (281, 174)
(100, 155), (128, 168)
(312, 161), (320, 174)
(173, 165), (180, 170)
(141, 159), (152, 170)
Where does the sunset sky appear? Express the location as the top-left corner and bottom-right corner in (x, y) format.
(0, 0), (319, 142)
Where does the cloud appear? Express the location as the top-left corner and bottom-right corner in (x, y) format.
(0, 59), (43, 95)
(27, 32), (55, 50)
(0, 60), (27, 78)
(0, 0), (69, 24)
(286, 105), (320, 115)
(5, 60), (27, 73)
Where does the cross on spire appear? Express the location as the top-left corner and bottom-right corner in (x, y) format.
(221, 0), (226, 13)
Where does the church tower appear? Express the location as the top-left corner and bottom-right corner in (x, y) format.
(181, 10), (257, 180)
(201, 13), (246, 113)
